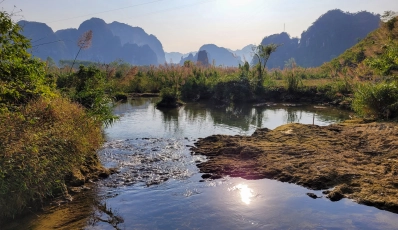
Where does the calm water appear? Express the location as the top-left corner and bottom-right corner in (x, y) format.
(7, 98), (398, 229)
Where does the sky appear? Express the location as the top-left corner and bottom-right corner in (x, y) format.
(1, 0), (397, 53)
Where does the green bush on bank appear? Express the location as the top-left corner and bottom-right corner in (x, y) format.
(57, 66), (117, 126)
(352, 81), (398, 118)
(0, 11), (55, 110)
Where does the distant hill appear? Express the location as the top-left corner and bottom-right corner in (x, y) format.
(253, 10), (381, 68)
(256, 32), (299, 69)
(297, 10), (381, 67)
(19, 9), (381, 68)
(180, 44), (243, 66)
(19, 18), (163, 66)
(321, 14), (398, 79)
(165, 52), (183, 64)
(227, 44), (255, 63)
(165, 52), (198, 64)
(18, 20), (67, 63)
(108, 22), (165, 64)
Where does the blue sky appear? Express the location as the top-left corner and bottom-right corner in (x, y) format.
(1, 0), (396, 53)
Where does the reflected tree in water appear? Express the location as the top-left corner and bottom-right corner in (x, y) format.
(212, 103), (254, 132)
(158, 107), (182, 135)
(250, 107), (268, 128)
(285, 108), (303, 124)
(88, 201), (125, 230)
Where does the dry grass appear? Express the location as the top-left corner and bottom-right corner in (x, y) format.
(192, 121), (398, 213)
(0, 97), (103, 220)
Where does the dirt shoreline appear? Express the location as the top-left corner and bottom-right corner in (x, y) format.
(191, 120), (398, 213)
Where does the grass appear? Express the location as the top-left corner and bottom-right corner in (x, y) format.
(0, 97), (103, 220)
(352, 81), (398, 119)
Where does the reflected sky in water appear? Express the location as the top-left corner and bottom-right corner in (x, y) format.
(230, 184), (255, 205)
(105, 97), (351, 140)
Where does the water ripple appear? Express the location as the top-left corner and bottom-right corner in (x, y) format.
(98, 138), (201, 188)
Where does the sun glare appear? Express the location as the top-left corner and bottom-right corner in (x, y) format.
(235, 184), (255, 205)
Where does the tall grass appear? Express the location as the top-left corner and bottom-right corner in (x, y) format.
(352, 81), (398, 118)
(0, 97), (103, 219)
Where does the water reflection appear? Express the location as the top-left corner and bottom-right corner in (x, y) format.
(233, 184), (255, 205)
(158, 107), (181, 135)
(285, 108), (302, 124)
(105, 98), (352, 141)
(2, 187), (125, 230)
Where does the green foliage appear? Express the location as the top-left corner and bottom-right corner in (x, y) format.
(284, 72), (302, 92)
(352, 81), (398, 118)
(0, 11), (55, 108)
(180, 69), (210, 100)
(252, 44), (280, 89)
(156, 87), (183, 108)
(213, 79), (254, 103)
(160, 87), (179, 103)
(365, 44), (398, 75)
(72, 66), (117, 126)
(0, 11), (110, 221)
(56, 65), (117, 126)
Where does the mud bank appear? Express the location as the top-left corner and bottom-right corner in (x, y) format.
(191, 121), (398, 212)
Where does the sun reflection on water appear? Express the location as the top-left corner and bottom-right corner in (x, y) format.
(234, 184), (254, 205)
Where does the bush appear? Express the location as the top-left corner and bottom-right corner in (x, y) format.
(0, 11), (55, 109)
(284, 72), (302, 92)
(365, 44), (398, 75)
(0, 97), (103, 219)
(156, 87), (183, 108)
(60, 66), (117, 126)
(213, 79), (254, 102)
(352, 82), (398, 118)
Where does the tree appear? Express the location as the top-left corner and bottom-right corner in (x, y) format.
(252, 43), (280, 89)
(0, 11), (53, 108)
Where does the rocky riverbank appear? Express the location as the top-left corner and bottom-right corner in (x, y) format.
(191, 120), (398, 213)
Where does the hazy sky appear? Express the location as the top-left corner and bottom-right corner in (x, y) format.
(1, 0), (396, 53)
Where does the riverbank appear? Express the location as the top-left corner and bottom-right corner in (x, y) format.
(0, 98), (113, 224)
(191, 120), (398, 213)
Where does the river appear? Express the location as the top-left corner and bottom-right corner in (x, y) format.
(6, 97), (398, 229)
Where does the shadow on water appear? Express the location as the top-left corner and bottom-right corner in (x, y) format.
(2, 187), (124, 230)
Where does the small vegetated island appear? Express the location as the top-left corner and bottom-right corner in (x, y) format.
(1, 7), (398, 224)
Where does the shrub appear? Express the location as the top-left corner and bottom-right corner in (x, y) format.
(0, 97), (103, 219)
(352, 82), (398, 118)
(0, 11), (55, 109)
(156, 87), (183, 108)
(213, 79), (254, 103)
(63, 66), (117, 126)
(284, 72), (302, 93)
(365, 44), (398, 75)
